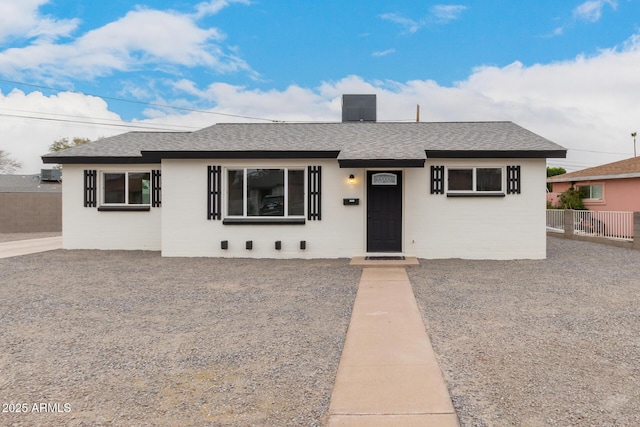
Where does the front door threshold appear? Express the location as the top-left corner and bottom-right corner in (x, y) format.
(350, 256), (419, 268)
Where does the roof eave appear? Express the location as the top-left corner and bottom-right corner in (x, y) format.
(42, 155), (158, 164)
(425, 150), (567, 159)
(548, 172), (640, 182)
(338, 159), (426, 168)
(141, 150), (341, 160)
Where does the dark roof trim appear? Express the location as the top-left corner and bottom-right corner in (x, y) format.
(43, 149), (566, 165)
(338, 159), (425, 168)
(425, 150), (567, 159)
(42, 156), (160, 164)
(141, 150), (341, 160)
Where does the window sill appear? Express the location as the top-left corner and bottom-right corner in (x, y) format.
(446, 193), (506, 198)
(223, 218), (306, 225)
(98, 206), (151, 212)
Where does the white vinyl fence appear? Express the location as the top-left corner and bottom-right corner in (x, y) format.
(547, 209), (634, 241)
(573, 210), (634, 241)
(546, 209), (565, 233)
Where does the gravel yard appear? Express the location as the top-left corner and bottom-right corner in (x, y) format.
(0, 250), (360, 426)
(2, 237), (639, 426)
(410, 236), (640, 427)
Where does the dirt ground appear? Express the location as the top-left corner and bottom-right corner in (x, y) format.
(1, 250), (360, 426)
(1, 236), (639, 426)
(410, 236), (640, 426)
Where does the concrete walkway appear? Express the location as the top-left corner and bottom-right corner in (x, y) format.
(0, 236), (62, 259)
(326, 267), (459, 427)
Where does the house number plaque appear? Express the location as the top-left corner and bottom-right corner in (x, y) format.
(371, 173), (397, 186)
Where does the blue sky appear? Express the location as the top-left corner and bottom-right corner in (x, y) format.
(1, 0), (640, 172)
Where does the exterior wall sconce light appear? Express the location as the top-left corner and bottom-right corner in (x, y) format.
(348, 174), (355, 184)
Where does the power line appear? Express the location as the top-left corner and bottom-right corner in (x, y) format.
(0, 112), (194, 132)
(0, 107), (199, 131)
(567, 147), (632, 156)
(0, 78), (417, 124)
(0, 78), (282, 123)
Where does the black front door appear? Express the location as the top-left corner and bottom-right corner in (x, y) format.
(367, 171), (402, 252)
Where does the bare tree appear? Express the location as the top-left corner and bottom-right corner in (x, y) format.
(0, 149), (22, 173)
(49, 137), (91, 152)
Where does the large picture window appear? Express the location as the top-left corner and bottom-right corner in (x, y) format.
(227, 168), (305, 217)
(447, 167), (503, 193)
(103, 172), (150, 205)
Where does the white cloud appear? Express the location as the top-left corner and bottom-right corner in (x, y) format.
(0, 5), (253, 82)
(430, 5), (467, 23)
(379, 13), (423, 34)
(193, 0), (251, 19)
(0, 0), (79, 43)
(0, 89), (124, 173)
(372, 49), (395, 57)
(573, 0), (617, 23)
(379, 6), (466, 35)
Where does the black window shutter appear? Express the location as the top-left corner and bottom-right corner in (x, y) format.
(307, 166), (322, 220)
(151, 170), (162, 207)
(430, 165), (445, 194)
(507, 165), (521, 194)
(84, 170), (97, 207)
(207, 166), (222, 220)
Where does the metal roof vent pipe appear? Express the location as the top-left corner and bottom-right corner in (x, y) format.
(342, 94), (376, 122)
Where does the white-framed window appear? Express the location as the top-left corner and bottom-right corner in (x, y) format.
(578, 184), (604, 200)
(447, 167), (503, 193)
(102, 171), (151, 205)
(226, 168), (305, 217)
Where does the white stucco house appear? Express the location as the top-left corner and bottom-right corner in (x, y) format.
(42, 95), (566, 259)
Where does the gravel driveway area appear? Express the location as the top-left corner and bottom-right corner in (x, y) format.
(0, 250), (360, 426)
(410, 237), (640, 426)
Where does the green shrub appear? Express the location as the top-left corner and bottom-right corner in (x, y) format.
(557, 187), (586, 210)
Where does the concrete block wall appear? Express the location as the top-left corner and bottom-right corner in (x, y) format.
(0, 193), (62, 232)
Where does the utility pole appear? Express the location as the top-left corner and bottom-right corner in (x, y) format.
(633, 132), (637, 157)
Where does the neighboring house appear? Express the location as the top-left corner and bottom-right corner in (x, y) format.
(547, 156), (640, 211)
(42, 95), (566, 259)
(0, 171), (62, 232)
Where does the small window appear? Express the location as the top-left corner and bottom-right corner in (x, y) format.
(103, 172), (150, 205)
(226, 168), (305, 217)
(448, 169), (473, 191)
(447, 167), (503, 193)
(477, 168), (502, 192)
(579, 184), (603, 200)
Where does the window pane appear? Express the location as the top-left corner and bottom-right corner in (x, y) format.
(288, 170), (305, 216)
(448, 169), (472, 191)
(227, 170), (244, 216)
(104, 173), (125, 204)
(247, 169), (284, 216)
(476, 168), (502, 192)
(128, 172), (150, 204)
(589, 185), (603, 199)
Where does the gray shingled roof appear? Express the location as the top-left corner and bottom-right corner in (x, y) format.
(42, 121), (565, 162)
(42, 132), (190, 159)
(0, 174), (62, 193)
